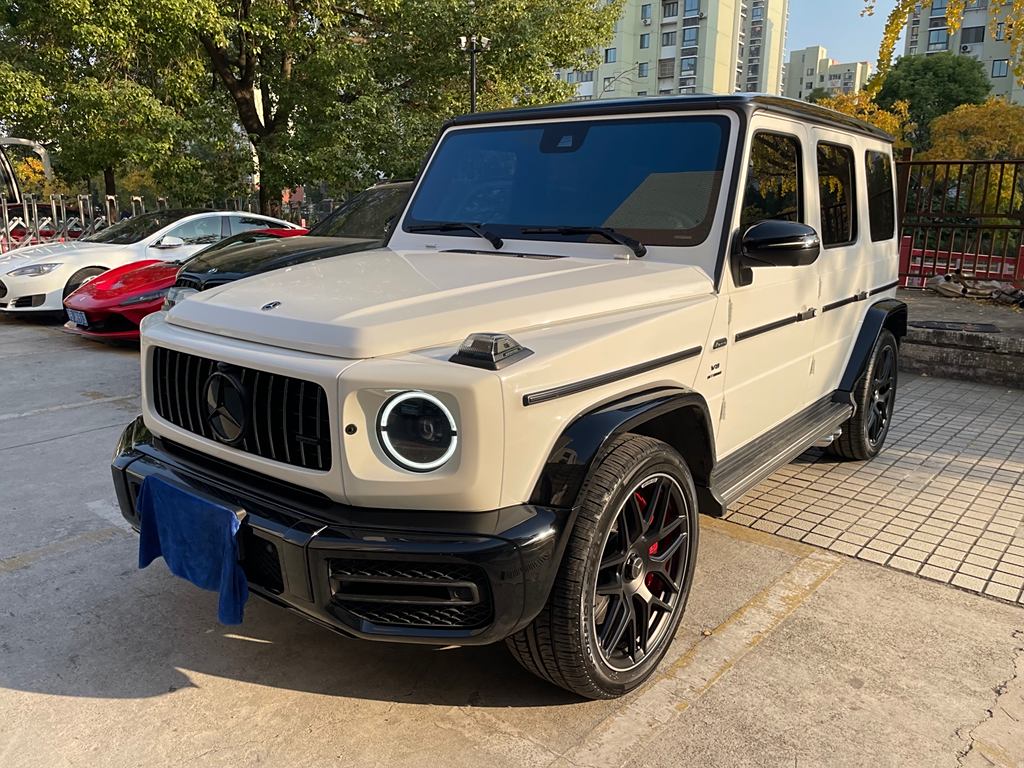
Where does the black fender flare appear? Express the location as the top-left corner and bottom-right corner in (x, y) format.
(833, 298), (907, 407)
(528, 387), (717, 512)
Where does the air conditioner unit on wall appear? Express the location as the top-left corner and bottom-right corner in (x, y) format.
(642, 18), (651, 25)
(960, 44), (972, 53)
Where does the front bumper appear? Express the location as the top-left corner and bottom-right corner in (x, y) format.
(111, 417), (574, 645)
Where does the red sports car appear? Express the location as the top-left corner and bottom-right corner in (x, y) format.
(63, 227), (306, 341)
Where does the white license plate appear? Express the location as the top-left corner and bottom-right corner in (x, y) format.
(67, 308), (88, 327)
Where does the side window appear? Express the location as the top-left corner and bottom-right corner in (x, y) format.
(230, 215), (276, 235)
(165, 216), (223, 246)
(865, 151), (896, 241)
(740, 132), (803, 231)
(816, 142), (857, 247)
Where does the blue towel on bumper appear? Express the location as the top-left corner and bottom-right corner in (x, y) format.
(137, 476), (249, 624)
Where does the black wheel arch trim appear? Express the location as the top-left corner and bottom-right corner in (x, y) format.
(833, 298), (907, 407)
(528, 387), (717, 514)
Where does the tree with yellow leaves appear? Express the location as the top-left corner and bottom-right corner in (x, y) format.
(925, 98), (1024, 160)
(815, 91), (916, 148)
(864, 0), (1024, 85)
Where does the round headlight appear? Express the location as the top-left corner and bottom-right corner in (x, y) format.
(377, 391), (458, 472)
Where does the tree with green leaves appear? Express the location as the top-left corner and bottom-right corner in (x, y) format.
(875, 52), (990, 149)
(805, 87), (831, 104)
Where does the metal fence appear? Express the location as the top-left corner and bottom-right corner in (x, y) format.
(896, 151), (1024, 286)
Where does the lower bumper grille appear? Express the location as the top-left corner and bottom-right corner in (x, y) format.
(13, 294), (44, 308)
(328, 560), (493, 630)
(241, 528), (285, 594)
(0, 280), (6, 299)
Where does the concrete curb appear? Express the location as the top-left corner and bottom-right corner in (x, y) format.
(900, 326), (1024, 388)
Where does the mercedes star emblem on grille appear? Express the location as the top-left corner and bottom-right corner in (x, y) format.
(261, 301), (282, 311)
(204, 370), (248, 445)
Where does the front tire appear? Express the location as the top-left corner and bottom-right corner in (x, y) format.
(63, 267), (106, 300)
(829, 329), (898, 461)
(506, 434), (699, 699)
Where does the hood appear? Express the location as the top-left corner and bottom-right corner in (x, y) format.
(0, 241), (113, 264)
(180, 235), (379, 280)
(168, 248), (715, 359)
(71, 260), (177, 301)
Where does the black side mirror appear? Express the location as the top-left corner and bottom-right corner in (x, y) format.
(741, 220), (821, 268)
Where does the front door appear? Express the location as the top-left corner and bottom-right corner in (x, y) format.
(717, 120), (821, 457)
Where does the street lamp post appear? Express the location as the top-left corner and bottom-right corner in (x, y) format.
(458, 34), (491, 112)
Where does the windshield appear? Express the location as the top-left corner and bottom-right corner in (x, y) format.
(309, 184), (411, 239)
(404, 115), (730, 247)
(84, 211), (193, 245)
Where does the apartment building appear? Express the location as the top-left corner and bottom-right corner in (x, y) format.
(556, 0), (789, 100)
(903, 0), (1023, 104)
(783, 45), (873, 101)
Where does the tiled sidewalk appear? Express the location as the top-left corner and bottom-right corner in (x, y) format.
(726, 375), (1024, 605)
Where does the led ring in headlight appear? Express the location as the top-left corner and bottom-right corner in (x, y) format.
(377, 391), (458, 472)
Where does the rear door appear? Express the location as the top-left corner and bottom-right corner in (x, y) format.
(717, 118), (820, 457)
(809, 131), (892, 397)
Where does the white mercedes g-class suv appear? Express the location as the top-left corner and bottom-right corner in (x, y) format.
(112, 95), (906, 699)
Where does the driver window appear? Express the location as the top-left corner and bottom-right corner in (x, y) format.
(165, 216), (223, 246)
(740, 132), (803, 231)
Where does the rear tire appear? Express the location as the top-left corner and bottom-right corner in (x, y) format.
(829, 329), (898, 461)
(506, 434), (699, 699)
(63, 267), (106, 300)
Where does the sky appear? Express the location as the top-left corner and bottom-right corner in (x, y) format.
(786, 0), (904, 65)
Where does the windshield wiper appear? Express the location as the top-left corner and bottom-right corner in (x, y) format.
(519, 226), (647, 258)
(406, 221), (503, 250)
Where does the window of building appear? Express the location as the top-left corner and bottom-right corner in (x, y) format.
(663, 2), (679, 18)
(604, 47), (617, 63)
(996, 22), (1006, 40)
(658, 58), (675, 78)
(637, 91), (648, 96)
(865, 151), (895, 242)
(603, 77), (615, 91)
(993, 59), (1010, 77)
(930, 0), (948, 12)
(805, 67), (814, 76)
(662, 31), (677, 46)
(683, 0), (700, 17)
(752, 6), (763, 19)
(638, 61), (650, 77)
(817, 142), (858, 247)
(640, 33), (650, 48)
(682, 27), (699, 46)
(927, 28), (949, 51)
(641, 3), (652, 20)
(960, 26), (985, 44)
(741, 132), (803, 229)
(578, 70), (595, 82)
(805, 81), (813, 89)
(681, 56), (697, 75)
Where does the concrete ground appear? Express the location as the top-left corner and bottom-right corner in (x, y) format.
(2, 316), (1023, 768)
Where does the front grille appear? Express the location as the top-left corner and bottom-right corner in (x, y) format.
(328, 560), (493, 630)
(174, 276), (202, 291)
(151, 346), (332, 471)
(240, 528), (284, 594)
(0, 280), (7, 299)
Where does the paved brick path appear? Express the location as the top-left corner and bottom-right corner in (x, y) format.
(726, 374), (1024, 605)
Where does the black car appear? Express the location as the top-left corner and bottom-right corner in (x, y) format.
(166, 181), (412, 306)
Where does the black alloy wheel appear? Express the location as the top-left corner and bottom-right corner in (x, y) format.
(593, 472), (690, 672)
(506, 434), (699, 699)
(830, 329), (899, 461)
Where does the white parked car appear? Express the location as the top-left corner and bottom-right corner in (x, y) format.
(111, 95), (906, 699)
(0, 209), (295, 313)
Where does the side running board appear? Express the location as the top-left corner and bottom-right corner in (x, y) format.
(707, 396), (854, 512)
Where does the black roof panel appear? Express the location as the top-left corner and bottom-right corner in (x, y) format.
(448, 93), (894, 143)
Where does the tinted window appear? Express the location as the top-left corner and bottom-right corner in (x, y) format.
(740, 132), (802, 230)
(310, 185), (411, 239)
(229, 215), (279, 235)
(817, 143), (857, 247)
(865, 151), (895, 242)
(83, 210), (203, 244)
(165, 215), (223, 246)
(406, 116), (730, 247)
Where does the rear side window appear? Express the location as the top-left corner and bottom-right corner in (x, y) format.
(740, 132), (803, 230)
(865, 151), (895, 241)
(817, 143), (857, 247)
(230, 215), (277, 235)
